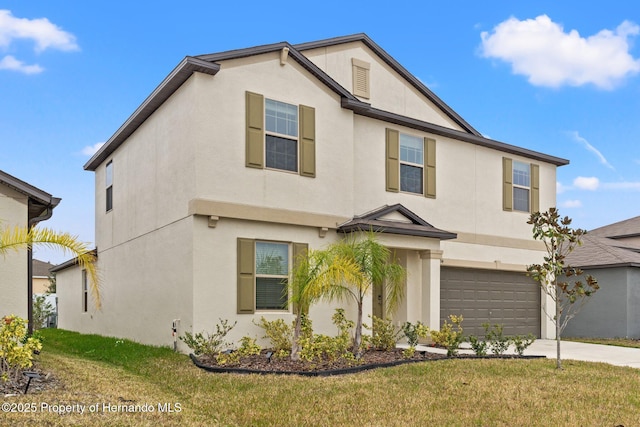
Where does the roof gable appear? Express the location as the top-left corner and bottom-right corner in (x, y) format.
(84, 34), (569, 171)
(337, 204), (457, 240)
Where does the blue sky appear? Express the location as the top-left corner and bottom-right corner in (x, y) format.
(1, 1), (639, 263)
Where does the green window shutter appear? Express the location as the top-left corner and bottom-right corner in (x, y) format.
(386, 128), (399, 192)
(292, 242), (309, 315)
(299, 105), (316, 178)
(531, 164), (540, 213)
(237, 238), (255, 314)
(246, 91), (264, 169)
(503, 157), (513, 211)
(425, 137), (436, 198)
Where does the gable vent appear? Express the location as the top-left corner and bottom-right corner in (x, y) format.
(352, 58), (370, 99)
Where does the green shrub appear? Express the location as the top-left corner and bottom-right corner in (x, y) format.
(365, 315), (402, 351)
(483, 323), (511, 355)
(0, 315), (43, 384)
(255, 317), (293, 357)
(402, 321), (430, 348)
(298, 309), (356, 363)
(431, 315), (464, 356)
(32, 295), (55, 330)
(467, 334), (488, 356)
(512, 334), (536, 356)
(180, 318), (236, 357)
(216, 335), (261, 365)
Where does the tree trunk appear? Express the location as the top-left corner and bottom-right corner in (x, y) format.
(291, 314), (302, 361)
(555, 288), (562, 370)
(354, 301), (363, 355)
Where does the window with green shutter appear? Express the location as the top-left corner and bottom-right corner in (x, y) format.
(503, 158), (540, 213)
(386, 128), (436, 198)
(246, 91), (315, 177)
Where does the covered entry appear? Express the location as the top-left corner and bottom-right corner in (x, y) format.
(440, 267), (541, 337)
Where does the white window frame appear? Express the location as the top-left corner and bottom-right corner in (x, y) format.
(264, 98), (299, 173)
(399, 133), (424, 195)
(512, 161), (531, 212)
(255, 240), (290, 312)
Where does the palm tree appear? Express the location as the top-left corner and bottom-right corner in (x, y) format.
(315, 232), (406, 353)
(288, 248), (361, 361)
(0, 225), (100, 313)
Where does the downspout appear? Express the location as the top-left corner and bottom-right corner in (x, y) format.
(27, 205), (54, 335)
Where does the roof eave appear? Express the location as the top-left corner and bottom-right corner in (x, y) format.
(84, 57), (221, 171)
(342, 98), (570, 166)
(338, 222), (458, 240)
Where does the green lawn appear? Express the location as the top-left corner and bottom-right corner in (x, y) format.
(565, 337), (640, 349)
(2, 329), (639, 426)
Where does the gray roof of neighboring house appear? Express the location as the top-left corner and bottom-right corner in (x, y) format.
(566, 235), (640, 269)
(0, 169), (61, 223)
(84, 33), (569, 171)
(32, 259), (55, 277)
(588, 216), (640, 239)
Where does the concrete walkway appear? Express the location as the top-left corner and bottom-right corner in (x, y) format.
(412, 339), (640, 369)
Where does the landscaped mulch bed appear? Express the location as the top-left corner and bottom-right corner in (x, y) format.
(1, 364), (61, 396)
(190, 349), (545, 376)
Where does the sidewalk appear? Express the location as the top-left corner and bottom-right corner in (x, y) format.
(411, 339), (640, 369)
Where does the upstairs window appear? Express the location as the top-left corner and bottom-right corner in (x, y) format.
(265, 99), (298, 172)
(105, 161), (113, 212)
(245, 91), (315, 177)
(400, 133), (424, 194)
(512, 161), (530, 212)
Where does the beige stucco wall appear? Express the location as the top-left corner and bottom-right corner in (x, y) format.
(69, 41), (562, 346)
(0, 185), (29, 319)
(302, 41), (466, 131)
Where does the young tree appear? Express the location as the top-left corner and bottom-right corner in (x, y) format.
(0, 226), (100, 318)
(527, 208), (599, 369)
(315, 232), (406, 354)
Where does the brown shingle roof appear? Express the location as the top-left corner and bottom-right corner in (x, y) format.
(32, 259), (54, 277)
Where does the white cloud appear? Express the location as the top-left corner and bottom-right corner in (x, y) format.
(602, 181), (640, 190)
(568, 131), (615, 170)
(573, 176), (600, 190)
(480, 15), (640, 89)
(0, 10), (78, 74)
(556, 181), (569, 194)
(0, 54), (42, 74)
(561, 199), (582, 208)
(81, 142), (105, 156)
(0, 9), (78, 52)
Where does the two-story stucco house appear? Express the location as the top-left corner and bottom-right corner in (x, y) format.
(55, 34), (568, 349)
(0, 170), (60, 324)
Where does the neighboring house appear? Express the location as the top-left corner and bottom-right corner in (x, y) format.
(564, 216), (640, 339)
(32, 259), (54, 294)
(54, 33), (568, 350)
(0, 170), (60, 324)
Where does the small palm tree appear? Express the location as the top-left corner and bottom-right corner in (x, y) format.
(288, 248), (361, 361)
(315, 232), (406, 353)
(0, 225), (100, 310)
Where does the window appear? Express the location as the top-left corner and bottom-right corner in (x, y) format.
(400, 133), (424, 194)
(503, 158), (539, 213)
(245, 91), (316, 177)
(237, 238), (307, 314)
(512, 161), (530, 212)
(82, 270), (88, 312)
(105, 161), (113, 212)
(265, 99), (298, 172)
(255, 241), (289, 310)
(385, 128), (436, 198)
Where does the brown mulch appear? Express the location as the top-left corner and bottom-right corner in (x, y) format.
(1, 364), (61, 396)
(193, 349), (448, 375)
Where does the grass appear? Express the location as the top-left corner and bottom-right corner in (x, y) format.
(565, 337), (640, 349)
(2, 329), (640, 426)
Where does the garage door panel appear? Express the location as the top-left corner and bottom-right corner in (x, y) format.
(441, 268), (540, 337)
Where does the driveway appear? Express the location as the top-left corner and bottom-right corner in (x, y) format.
(526, 339), (640, 369)
(413, 339), (640, 369)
